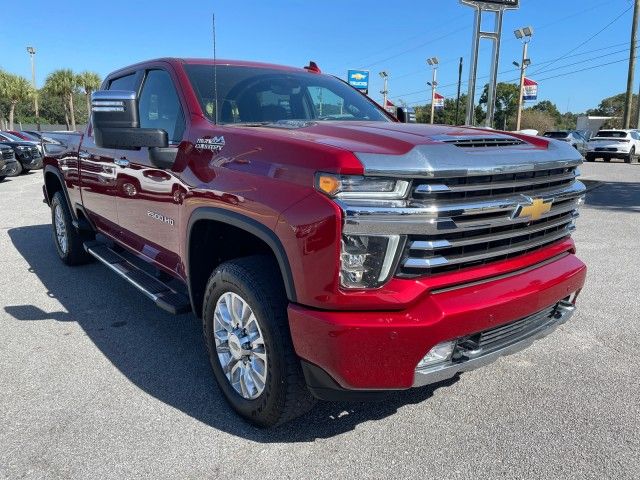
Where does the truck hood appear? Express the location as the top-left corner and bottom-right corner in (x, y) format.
(236, 121), (582, 177)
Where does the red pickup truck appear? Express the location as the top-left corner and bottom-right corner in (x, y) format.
(43, 58), (586, 426)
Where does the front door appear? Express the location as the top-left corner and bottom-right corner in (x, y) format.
(114, 68), (187, 276)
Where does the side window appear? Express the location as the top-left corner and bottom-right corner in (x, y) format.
(109, 73), (136, 91)
(138, 70), (185, 143)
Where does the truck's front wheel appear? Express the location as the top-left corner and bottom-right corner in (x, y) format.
(51, 192), (94, 265)
(202, 256), (315, 427)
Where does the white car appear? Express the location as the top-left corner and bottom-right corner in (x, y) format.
(585, 129), (640, 163)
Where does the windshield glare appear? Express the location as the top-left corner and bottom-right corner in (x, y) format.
(185, 65), (390, 125)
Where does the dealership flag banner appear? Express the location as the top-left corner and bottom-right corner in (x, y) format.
(384, 99), (395, 114)
(523, 78), (538, 101)
(434, 93), (445, 110)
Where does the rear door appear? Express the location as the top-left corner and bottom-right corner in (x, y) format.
(113, 67), (187, 275)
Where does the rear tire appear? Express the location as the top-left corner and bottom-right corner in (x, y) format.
(51, 191), (94, 266)
(585, 154), (595, 162)
(0, 175), (5, 182)
(624, 147), (636, 163)
(202, 255), (316, 427)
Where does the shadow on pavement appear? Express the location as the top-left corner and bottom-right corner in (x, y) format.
(6, 224), (457, 442)
(583, 180), (640, 213)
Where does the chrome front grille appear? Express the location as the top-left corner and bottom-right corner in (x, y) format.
(396, 166), (583, 276)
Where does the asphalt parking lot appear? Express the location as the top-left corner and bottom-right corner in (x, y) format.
(0, 162), (638, 479)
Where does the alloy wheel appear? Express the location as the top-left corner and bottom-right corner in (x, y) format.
(213, 292), (268, 399)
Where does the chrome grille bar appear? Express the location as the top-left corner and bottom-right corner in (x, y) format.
(403, 228), (573, 270)
(414, 170), (577, 194)
(409, 212), (577, 251)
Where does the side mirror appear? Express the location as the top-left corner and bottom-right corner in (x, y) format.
(91, 90), (176, 168)
(396, 106), (416, 123)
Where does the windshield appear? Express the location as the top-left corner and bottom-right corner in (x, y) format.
(594, 130), (627, 138)
(185, 65), (390, 125)
(543, 132), (569, 139)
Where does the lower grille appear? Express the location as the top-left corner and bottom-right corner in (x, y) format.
(457, 304), (560, 356)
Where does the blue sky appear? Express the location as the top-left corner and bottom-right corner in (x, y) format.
(0, 0), (636, 113)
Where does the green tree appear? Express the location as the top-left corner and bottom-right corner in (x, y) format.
(76, 71), (102, 116)
(44, 69), (78, 130)
(415, 94), (469, 125)
(521, 108), (556, 134)
(478, 82), (519, 130)
(0, 71), (34, 130)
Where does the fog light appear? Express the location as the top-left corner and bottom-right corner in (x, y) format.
(416, 340), (456, 369)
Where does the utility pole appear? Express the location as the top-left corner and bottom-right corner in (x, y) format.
(26, 46), (39, 131)
(514, 27), (533, 131)
(427, 57), (439, 124)
(624, 0), (640, 129)
(379, 71), (389, 110)
(455, 57), (463, 125)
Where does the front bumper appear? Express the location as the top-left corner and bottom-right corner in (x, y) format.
(20, 155), (43, 170)
(288, 253), (586, 396)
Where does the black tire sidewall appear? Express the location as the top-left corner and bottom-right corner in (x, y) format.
(202, 261), (289, 426)
(51, 193), (73, 262)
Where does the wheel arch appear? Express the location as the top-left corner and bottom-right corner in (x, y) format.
(186, 208), (297, 317)
(43, 166), (76, 219)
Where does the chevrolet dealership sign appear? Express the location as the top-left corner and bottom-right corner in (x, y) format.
(460, 0), (519, 9)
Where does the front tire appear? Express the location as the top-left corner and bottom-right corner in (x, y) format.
(51, 191), (94, 265)
(202, 255), (315, 427)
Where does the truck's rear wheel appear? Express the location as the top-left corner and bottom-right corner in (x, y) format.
(202, 255), (315, 427)
(51, 191), (94, 265)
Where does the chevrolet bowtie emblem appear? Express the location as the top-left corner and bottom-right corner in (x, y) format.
(514, 197), (552, 221)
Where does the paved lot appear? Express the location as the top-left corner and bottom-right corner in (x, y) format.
(0, 162), (638, 479)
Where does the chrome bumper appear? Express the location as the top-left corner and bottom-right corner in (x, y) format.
(413, 300), (576, 387)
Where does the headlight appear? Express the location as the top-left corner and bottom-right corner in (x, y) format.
(17, 145), (28, 150)
(340, 234), (400, 288)
(315, 173), (409, 200)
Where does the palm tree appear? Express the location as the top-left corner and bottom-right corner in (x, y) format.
(44, 69), (78, 131)
(0, 71), (34, 130)
(77, 71), (102, 117)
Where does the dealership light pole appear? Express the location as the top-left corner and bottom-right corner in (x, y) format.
(427, 57), (439, 124)
(455, 57), (463, 125)
(379, 71), (389, 110)
(624, 0), (640, 129)
(26, 46), (40, 131)
(514, 26), (533, 131)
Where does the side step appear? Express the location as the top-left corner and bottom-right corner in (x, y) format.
(84, 241), (192, 315)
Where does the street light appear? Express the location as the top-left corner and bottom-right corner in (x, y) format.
(427, 57), (439, 124)
(379, 71), (389, 110)
(26, 46), (39, 130)
(514, 26), (533, 131)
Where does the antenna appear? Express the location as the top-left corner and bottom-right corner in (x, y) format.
(212, 13), (218, 125)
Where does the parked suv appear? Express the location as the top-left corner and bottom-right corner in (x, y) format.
(0, 132), (43, 173)
(543, 131), (588, 156)
(0, 144), (20, 180)
(42, 58), (586, 426)
(586, 129), (640, 163)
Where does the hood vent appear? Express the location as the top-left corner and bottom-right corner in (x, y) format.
(443, 137), (525, 148)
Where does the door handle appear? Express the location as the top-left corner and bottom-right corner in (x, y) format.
(115, 158), (130, 167)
